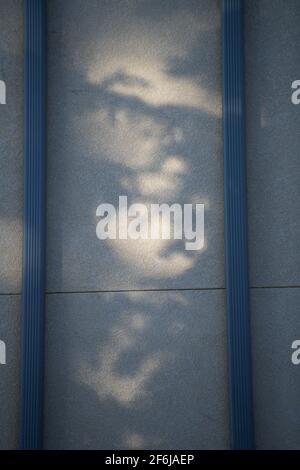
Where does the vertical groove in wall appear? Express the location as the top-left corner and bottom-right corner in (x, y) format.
(21, 0), (46, 450)
(222, 0), (254, 449)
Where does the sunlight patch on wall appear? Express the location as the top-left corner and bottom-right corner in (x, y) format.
(86, 6), (221, 116)
(78, 312), (170, 407)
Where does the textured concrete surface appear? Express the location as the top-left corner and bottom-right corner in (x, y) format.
(0, 295), (20, 450)
(245, 4), (300, 447)
(246, 0), (300, 287)
(251, 288), (300, 449)
(1, 0), (299, 452)
(44, 1), (229, 451)
(44, 290), (229, 449)
(0, 0), (23, 294)
(0, 0), (23, 451)
(46, 0), (224, 292)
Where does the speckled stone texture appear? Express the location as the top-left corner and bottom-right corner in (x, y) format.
(46, 0), (224, 292)
(0, 296), (20, 449)
(246, 0), (300, 449)
(251, 288), (300, 449)
(0, 0), (23, 450)
(0, 0), (23, 294)
(44, 290), (229, 449)
(246, 0), (300, 288)
(44, 0), (229, 450)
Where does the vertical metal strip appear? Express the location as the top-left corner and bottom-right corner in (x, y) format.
(222, 0), (254, 449)
(21, 0), (46, 450)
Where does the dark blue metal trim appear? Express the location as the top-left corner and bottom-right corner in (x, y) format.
(21, 0), (46, 450)
(222, 0), (254, 449)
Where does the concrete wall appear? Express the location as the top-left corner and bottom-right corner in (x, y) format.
(44, 0), (229, 449)
(246, 0), (300, 450)
(0, 0), (299, 451)
(0, 0), (23, 450)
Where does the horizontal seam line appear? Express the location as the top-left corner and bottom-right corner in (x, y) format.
(0, 293), (21, 296)
(46, 286), (300, 295)
(1, 287), (300, 296)
(250, 285), (300, 290)
(46, 287), (226, 295)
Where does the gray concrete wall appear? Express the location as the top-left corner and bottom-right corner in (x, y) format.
(246, 0), (300, 449)
(0, 0), (299, 451)
(44, 291), (228, 449)
(44, 0), (229, 449)
(0, 0), (23, 450)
